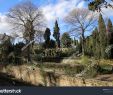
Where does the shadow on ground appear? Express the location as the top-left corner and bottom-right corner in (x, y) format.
(0, 72), (43, 86)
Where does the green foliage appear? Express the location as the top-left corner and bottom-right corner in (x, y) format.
(34, 44), (44, 54)
(84, 15), (113, 59)
(14, 42), (25, 64)
(88, 0), (106, 11)
(98, 64), (113, 74)
(14, 42), (25, 56)
(1, 37), (13, 63)
(85, 28), (101, 58)
(99, 14), (107, 58)
(85, 35), (93, 56)
(93, 28), (101, 59)
(42, 48), (75, 58)
(81, 55), (90, 66)
(107, 19), (113, 45)
(49, 39), (56, 48)
(53, 20), (60, 48)
(106, 19), (113, 58)
(61, 32), (72, 48)
(44, 28), (51, 42)
(76, 37), (82, 54)
(85, 14), (109, 59)
(36, 48), (76, 62)
(36, 63), (84, 76)
(44, 28), (51, 48)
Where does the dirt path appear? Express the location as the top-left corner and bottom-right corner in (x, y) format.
(95, 74), (113, 82)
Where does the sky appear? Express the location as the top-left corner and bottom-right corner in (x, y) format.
(0, 0), (113, 41)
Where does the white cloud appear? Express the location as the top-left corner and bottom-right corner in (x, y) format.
(0, 13), (11, 35)
(101, 7), (113, 17)
(42, 0), (86, 26)
(0, 13), (24, 38)
(1, 0), (113, 37)
(77, 1), (86, 8)
(0, 0), (86, 36)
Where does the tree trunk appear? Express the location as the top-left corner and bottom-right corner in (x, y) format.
(27, 45), (31, 62)
(82, 30), (85, 56)
(27, 41), (34, 63)
(57, 39), (60, 48)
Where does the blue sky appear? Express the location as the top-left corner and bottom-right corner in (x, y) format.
(0, 0), (87, 36)
(0, 0), (113, 41)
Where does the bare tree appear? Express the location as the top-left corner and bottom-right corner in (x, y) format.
(7, 1), (45, 62)
(64, 8), (97, 55)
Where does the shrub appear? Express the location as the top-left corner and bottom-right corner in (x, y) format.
(81, 55), (90, 66)
(98, 64), (113, 74)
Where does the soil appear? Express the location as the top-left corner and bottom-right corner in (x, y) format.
(0, 72), (36, 86)
(95, 74), (113, 81)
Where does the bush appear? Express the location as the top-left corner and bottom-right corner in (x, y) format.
(36, 63), (84, 76)
(42, 48), (76, 58)
(81, 55), (90, 66)
(98, 64), (113, 74)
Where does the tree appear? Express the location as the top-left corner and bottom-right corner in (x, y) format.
(14, 42), (25, 64)
(106, 19), (113, 58)
(1, 36), (13, 63)
(92, 27), (100, 58)
(76, 37), (82, 54)
(43, 28), (51, 48)
(49, 39), (56, 48)
(85, 36), (91, 56)
(7, 1), (44, 62)
(107, 19), (113, 45)
(61, 32), (72, 48)
(73, 38), (78, 46)
(98, 14), (107, 58)
(64, 8), (96, 55)
(53, 20), (60, 48)
(86, 0), (113, 11)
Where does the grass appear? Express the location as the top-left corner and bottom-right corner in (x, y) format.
(97, 59), (113, 65)
(36, 63), (84, 76)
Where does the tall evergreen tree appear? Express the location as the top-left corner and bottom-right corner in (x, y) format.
(107, 19), (113, 45)
(53, 20), (60, 48)
(85, 35), (93, 56)
(44, 28), (51, 48)
(92, 28), (100, 58)
(106, 19), (113, 58)
(98, 14), (107, 58)
(85, 36), (90, 56)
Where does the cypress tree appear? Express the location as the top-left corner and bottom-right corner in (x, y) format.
(92, 29), (96, 56)
(106, 19), (113, 58)
(85, 36), (89, 55)
(107, 19), (113, 45)
(44, 28), (51, 48)
(92, 28), (100, 58)
(85, 35), (93, 56)
(98, 14), (107, 58)
(53, 20), (60, 48)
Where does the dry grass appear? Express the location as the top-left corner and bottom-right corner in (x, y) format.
(97, 59), (113, 65)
